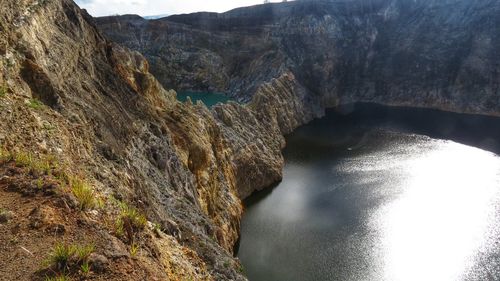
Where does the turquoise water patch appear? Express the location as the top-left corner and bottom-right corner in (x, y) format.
(176, 91), (231, 107)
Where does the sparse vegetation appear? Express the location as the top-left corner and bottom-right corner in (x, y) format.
(37, 178), (44, 189)
(74, 244), (94, 262)
(44, 275), (69, 281)
(28, 98), (43, 109)
(7, 150), (59, 175)
(0, 147), (12, 162)
(120, 204), (147, 230)
(44, 243), (76, 270)
(35, 154), (58, 175)
(114, 201), (147, 242)
(69, 177), (95, 210)
(114, 216), (125, 237)
(42, 121), (56, 132)
(15, 151), (33, 167)
(129, 242), (139, 257)
(80, 262), (90, 275)
(44, 243), (95, 277)
(0, 84), (7, 98)
(152, 222), (162, 235)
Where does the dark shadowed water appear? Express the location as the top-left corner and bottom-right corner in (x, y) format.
(176, 91), (231, 107)
(237, 103), (500, 281)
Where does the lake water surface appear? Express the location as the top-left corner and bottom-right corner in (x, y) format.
(176, 91), (231, 107)
(237, 103), (500, 281)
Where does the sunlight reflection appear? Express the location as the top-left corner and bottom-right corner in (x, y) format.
(376, 141), (500, 281)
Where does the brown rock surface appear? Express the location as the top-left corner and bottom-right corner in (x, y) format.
(0, 0), (324, 280)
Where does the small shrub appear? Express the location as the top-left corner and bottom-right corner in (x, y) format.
(70, 177), (95, 210)
(28, 98), (43, 109)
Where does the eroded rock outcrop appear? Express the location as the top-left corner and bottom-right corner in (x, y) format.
(0, 0), (326, 279)
(0, 0), (306, 279)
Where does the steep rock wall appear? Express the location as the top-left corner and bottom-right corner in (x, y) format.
(0, 0), (321, 279)
(95, 0), (500, 115)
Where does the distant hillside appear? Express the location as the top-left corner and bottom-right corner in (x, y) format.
(96, 0), (500, 116)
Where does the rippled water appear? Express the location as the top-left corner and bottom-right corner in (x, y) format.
(176, 91), (231, 107)
(237, 103), (500, 281)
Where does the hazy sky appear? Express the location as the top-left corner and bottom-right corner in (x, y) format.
(75, 0), (284, 17)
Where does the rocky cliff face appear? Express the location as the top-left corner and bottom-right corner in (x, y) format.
(2, 0), (499, 280)
(96, 0), (500, 115)
(0, 0), (322, 280)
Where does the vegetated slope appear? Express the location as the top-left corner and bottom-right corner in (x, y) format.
(0, 0), (321, 280)
(96, 0), (500, 115)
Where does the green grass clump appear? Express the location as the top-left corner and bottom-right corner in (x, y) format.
(14, 151), (33, 167)
(44, 243), (76, 270)
(44, 243), (94, 274)
(114, 202), (147, 241)
(28, 98), (44, 109)
(114, 217), (125, 237)
(44, 275), (69, 281)
(119, 203), (147, 231)
(70, 177), (95, 210)
(80, 262), (90, 275)
(129, 242), (139, 257)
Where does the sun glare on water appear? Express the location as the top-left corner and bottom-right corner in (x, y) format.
(375, 141), (500, 281)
